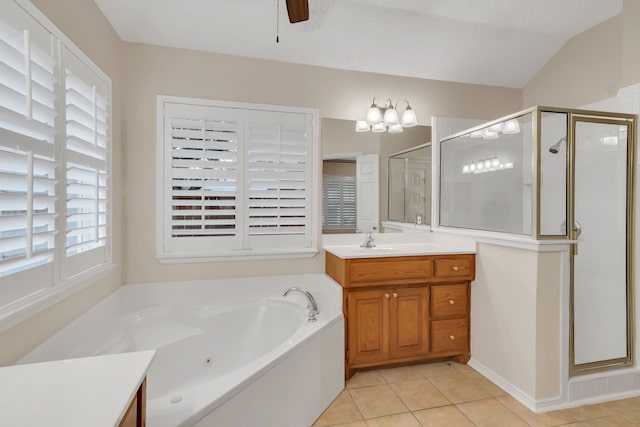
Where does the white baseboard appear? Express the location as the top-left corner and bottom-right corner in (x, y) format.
(469, 358), (640, 413)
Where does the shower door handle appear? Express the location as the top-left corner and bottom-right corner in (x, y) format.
(573, 220), (582, 255)
(574, 221), (582, 239)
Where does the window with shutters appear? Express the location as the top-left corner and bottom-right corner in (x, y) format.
(157, 97), (318, 260)
(0, 0), (111, 324)
(322, 175), (356, 233)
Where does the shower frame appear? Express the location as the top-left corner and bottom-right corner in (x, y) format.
(439, 105), (637, 376)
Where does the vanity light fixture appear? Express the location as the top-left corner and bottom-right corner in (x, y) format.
(461, 155), (513, 174)
(356, 97), (418, 133)
(467, 118), (521, 139)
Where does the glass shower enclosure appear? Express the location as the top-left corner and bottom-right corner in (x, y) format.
(439, 106), (637, 375)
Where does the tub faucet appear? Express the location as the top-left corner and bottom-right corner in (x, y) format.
(283, 287), (319, 322)
(360, 232), (375, 248)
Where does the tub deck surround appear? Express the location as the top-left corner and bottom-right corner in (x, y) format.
(323, 234), (476, 380)
(0, 350), (154, 427)
(18, 274), (344, 427)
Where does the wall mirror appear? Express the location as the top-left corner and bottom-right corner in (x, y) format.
(388, 143), (432, 225)
(321, 118), (431, 234)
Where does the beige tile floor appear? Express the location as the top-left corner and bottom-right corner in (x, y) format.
(313, 362), (640, 427)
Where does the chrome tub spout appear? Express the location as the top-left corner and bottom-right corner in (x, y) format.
(283, 287), (319, 322)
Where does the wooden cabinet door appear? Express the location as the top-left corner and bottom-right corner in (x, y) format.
(390, 286), (429, 360)
(347, 289), (390, 365)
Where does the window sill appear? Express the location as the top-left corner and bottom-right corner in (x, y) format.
(156, 248), (319, 263)
(0, 263), (116, 334)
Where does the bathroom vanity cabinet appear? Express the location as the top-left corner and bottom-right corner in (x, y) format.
(120, 378), (147, 427)
(325, 252), (475, 379)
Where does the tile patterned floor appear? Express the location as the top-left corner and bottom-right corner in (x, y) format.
(312, 362), (640, 427)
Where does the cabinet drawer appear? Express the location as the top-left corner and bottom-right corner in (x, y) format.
(431, 284), (467, 318)
(431, 319), (468, 353)
(434, 256), (474, 280)
(349, 258), (433, 286)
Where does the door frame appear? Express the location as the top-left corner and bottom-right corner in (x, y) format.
(568, 114), (637, 376)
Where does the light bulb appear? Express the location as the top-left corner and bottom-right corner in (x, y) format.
(355, 120), (369, 132)
(477, 161), (484, 171)
(383, 106), (399, 126)
(401, 106), (417, 127)
(483, 129), (499, 139)
(469, 163), (476, 172)
(366, 101), (382, 125)
(371, 122), (386, 133)
(462, 164), (470, 174)
(491, 157), (500, 168)
(388, 123), (403, 133)
(488, 122), (504, 133)
(502, 119), (520, 134)
(484, 159), (491, 169)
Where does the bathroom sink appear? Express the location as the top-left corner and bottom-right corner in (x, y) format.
(323, 242), (474, 259)
(349, 246), (400, 254)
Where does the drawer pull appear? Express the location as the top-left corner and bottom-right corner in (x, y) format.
(449, 335), (455, 341)
(392, 292), (398, 298)
(448, 299), (455, 305)
(384, 293), (390, 299)
(451, 266), (459, 272)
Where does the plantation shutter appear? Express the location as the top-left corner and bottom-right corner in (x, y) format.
(322, 175), (356, 232)
(0, 8), (58, 298)
(163, 103), (241, 253)
(246, 112), (312, 249)
(62, 47), (109, 277)
(159, 99), (315, 258)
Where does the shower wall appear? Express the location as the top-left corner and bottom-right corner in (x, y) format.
(539, 112), (568, 236)
(439, 114), (532, 235)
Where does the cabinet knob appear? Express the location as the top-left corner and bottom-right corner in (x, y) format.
(384, 293), (390, 299)
(449, 335), (455, 341)
(451, 266), (459, 272)
(393, 292), (398, 298)
(448, 299), (455, 305)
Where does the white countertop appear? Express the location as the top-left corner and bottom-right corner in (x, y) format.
(324, 242), (476, 259)
(0, 350), (155, 427)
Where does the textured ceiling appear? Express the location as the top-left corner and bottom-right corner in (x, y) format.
(94, 0), (622, 88)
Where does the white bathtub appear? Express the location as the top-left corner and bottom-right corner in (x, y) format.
(19, 273), (345, 427)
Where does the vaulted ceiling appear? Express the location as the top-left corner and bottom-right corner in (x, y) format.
(95, 0), (622, 88)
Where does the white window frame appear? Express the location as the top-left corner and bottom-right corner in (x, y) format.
(0, 0), (113, 332)
(156, 95), (319, 262)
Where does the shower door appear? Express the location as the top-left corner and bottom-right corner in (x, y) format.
(571, 116), (634, 374)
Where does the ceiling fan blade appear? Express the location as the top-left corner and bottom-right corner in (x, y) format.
(286, 0), (309, 23)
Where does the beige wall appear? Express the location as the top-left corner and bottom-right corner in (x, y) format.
(0, 0), (124, 365)
(524, 1), (640, 108)
(323, 161), (356, 177)
(471, 243), (562, 400)
(472, 243), (539, 397)
(321, 118), (381, 157)
(535, 252), (562, 398)
(121, 42), (521, 284)
(523, 15), (622, 108)
(620, 0), (640, 88)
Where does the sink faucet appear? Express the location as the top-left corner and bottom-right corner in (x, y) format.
(360, 232), (375, 248)
(283, 287), (319, 322)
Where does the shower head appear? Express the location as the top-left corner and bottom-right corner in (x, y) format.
(549, 137), (567, 154)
